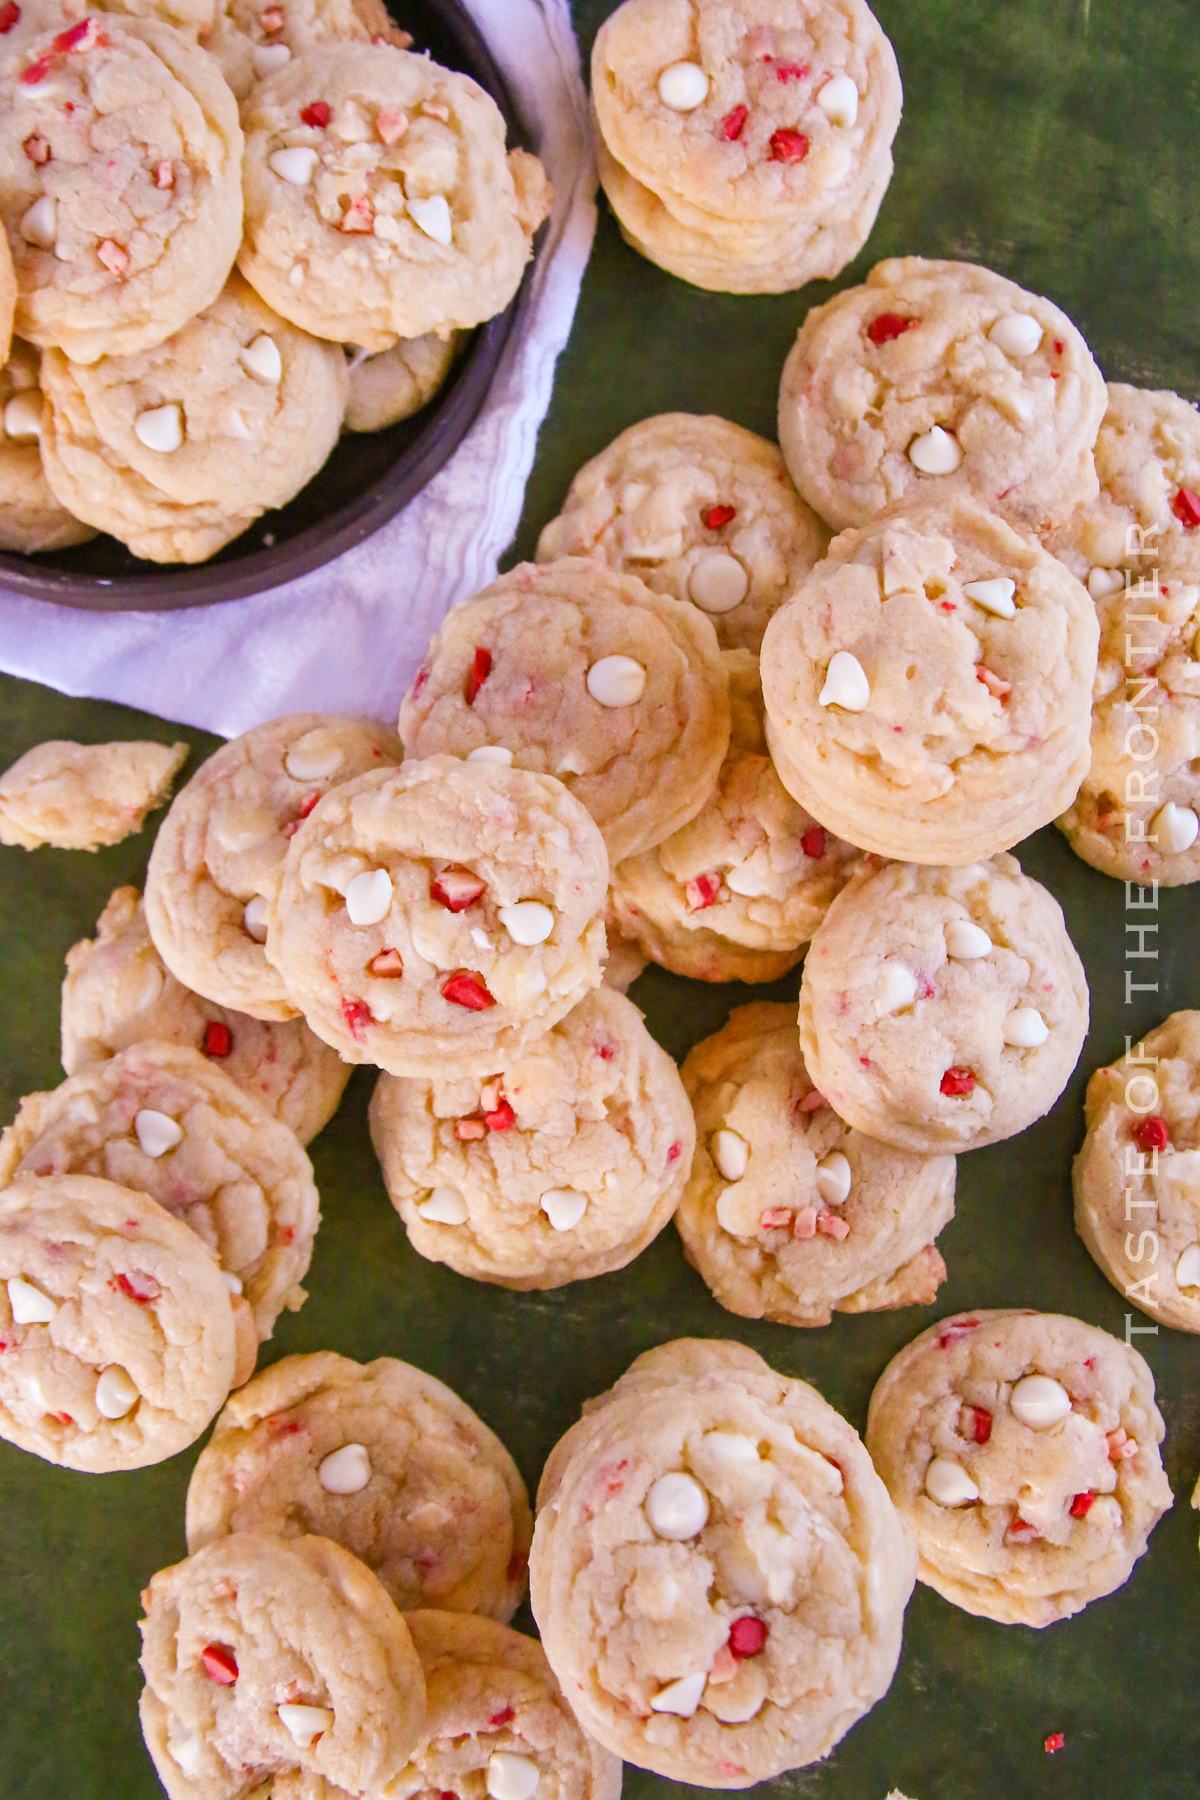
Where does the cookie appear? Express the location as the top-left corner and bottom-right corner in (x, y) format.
(396, 1611), (622, 1800)
(0, 1171), (236, 1470)
(0, 337), (96, 552)
(677, 1002), (955, 1324)
(144, 713), (402, 1022)
(0, 736), (187, 849)
(0, 1040), (321, 1344)
(399, 560), (731, 865)
(0, 209), (13, 364)
(535, 415), (829, 653)
(1054, 520), (1200, 886)
(343, 330), (460, 432)
(139, 1531), (427, 1800)
(798, 854), (1089, 1154)
(777, 256), (1107, 533)
(610, 650), (862, 982)
(530, 1339), (915, 1786)
(62, 887), (350, 1145)
(263, 756), (608, 1078)
(865, 1309), (1173, 1627)
(238, 45), (551, 349)
(202, 0), (411, 103)
(1073, 1012), (1200, 1333)
(40, 272), (347, 563)
(369, 987), (694, 1289)
(185, 1351), (533, 1620)
(759, 500), (1099, 863)
(0, 17), (244, 364)
(600, 928), (648, 993)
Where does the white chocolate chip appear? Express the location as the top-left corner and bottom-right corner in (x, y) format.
(924, 1457), (980, 1506)
(876, 963), (916, 1014)
(688, 552), (748, 614)
(167, 1724), (203, 1779)
(289, 263), (306, 288)
(962, 576), (1016, 619)
(466, 745), (513, 765)
(1003, 1007), (1049, 1048)
(541, 1188), (587, 1231)
(513, 964), (547, 1003)
(1152, 801), (1199, 855)
(555, 749), (588, 775)
(284, 734), (345, 780)
(221, 1271), (244, 1295)
(7, 1276), (57, 1325)
(815, 1150), (852, 1206)
(19, 196), (56, 249)
(278, 1704), (334, 1748)
(587, 655), (646, 707)
(133, 404), (184, 454)
(988, 313), (1044, 357)
(243, 896), (270, 942)
(656, 60), (709, 111)
(254, 42), (291, 73)
(1088, 566), (1125, 600)
(418, 1186), (468, 1225)
(95, 1364), (139, 1419)
(135, 1109), (183, 1157)
(945, 919), (992, 959)
(498, 901), (554, 946)
(407, 194), (453, 244)
(815, 73), (858, 126)
(701, 1430), (758, 1464)
(1175, 1244), (1200, 1289)
(712, 1128), (749, 1181)
(345, 868), (393, 926)
(645, 1472), (710, 1539)
(470, 928), (491, 950)
(486, 1754), (539, 1800)
(908, 425), (963, 474)
(318, 1443), (371, 1493)
(3, 392), (43, 442)
(1010, 1374), (1072, 1428)
(818, 649), (870, 711)
(269, 146), (319, 185)
(238, 335), (283, 384)
(650, 1672), (707, 1718)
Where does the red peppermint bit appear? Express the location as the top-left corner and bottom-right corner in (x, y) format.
(488, 1707), (515, 1729)
(297, 792), (321, 820)
(798, 1089), (826, 1112)
(938, 1316), (980, 1347)
(430, 868), (486, 911)
(775, 61), (808, 80)
(1131, 1116), (1169, 1153)
(202, 1644), (239, 1685)
(341, 997), (375, 1040)
(507, 1549), (528, 1582)
(267, 1415), (303, 1436)
(339, 195), (374, 233)
(867, 312), (918, 346)
(1108, 1427), (1137, 1461)
(203, 1020), (233, 1059)
(412, 667), (429, 700)
(113, 1270), (161, 1303)
(53, 17), (100, 51)
(1053, 339), (1064, 355)
(466, 646), (493, 704)
(793, 1205), (817, 1239)
(728, 1616), (768, 1659)
(702, 504), (736, 530)
(595, 1041), (616, 1061)
(454, 1119), (487, 1140)
(962, 1405), (992, 1445)
(1045, 1733), (1065, 1755)
(20, 51), (54, 84)
(22, 132), (50, 165)
(155, 160), (173, 190)
(685, 871), (722, 911)
(0, 2), (20, 32)
(800, 825), (826, 860)
(761, 1207), (793, 1229)
(940, 1066), (976, 1097)
(667, 1140), (683, 1163)
(1069, 1490), (1095, 1518)
(442, 971), (495, 1010)
(1171, 487), (1200, 529)
(301, 101), (330, 128)
(485, 1098), (515, 1132)
(377, 106), (407, 145)
(440, 1792), (458, 1799)
(976, 664), (1011, 699)
(717, 104), (748, 141)
(1007, 1518), (1039, 1543)
(98, 240), (129, 276)
(52, 1410), (73, 1424)
(368, 948), (404, 978)
(769, 127), (808, 162)
(817, 1211), (850, 1240)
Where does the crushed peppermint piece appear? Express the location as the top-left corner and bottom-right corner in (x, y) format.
(775, 61), (808, 81)
(816, 1210), (850, 1240)
(341, 997), (375, 1039)
(114, 1270), (160, 1303)
(1108, 1427), (1137, 1461)
(801, 825), (826, 859)
(301, 101), (330, 127)
(368, 948), (404, 977)
(702, 504), (735, 529)
(960, 1404), (992, 1444)
(937, 1317), (979, 1347)
(203, 1021), (232, 1058)
(466, 647), (492, 703)
(768, 127), (808, 162)
(442, 971), (495, 1010)
(867, 313), (919, 347)
(340, 195), (374, 233)
(728, 1616), (767, 1658)
(155, 160), (173, 189)
(376, 106), (407, 144)
(0, 2), (20, 31)
(1069, 1490), (1095, 1518)
(98, 240), (129, 277)
(685, 871), (721, 911)
(22, 132), (50, 165)
(976, 664), (1011, 699)
(201, 1644), (238, 1684)
(940, 1066), (976, 1097)
(793, 1205), (817, 1239)
(485, 1098), (516, 1131)
(1171, 487), (1200, 528)
(1131, 1116), (1169, 1153)
(430, 868), (486, 911)
(717, 104), (748, 141)
(760, 1207), (793, 1229)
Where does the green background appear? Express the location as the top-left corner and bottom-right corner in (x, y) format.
(3, 0), (1200, 1795)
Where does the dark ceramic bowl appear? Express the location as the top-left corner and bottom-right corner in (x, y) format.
(0, 0), (532, 612)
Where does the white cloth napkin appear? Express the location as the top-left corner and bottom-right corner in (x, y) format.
(0, 0), (596, 738)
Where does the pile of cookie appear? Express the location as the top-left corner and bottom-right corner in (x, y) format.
(0, 0), (549, 560)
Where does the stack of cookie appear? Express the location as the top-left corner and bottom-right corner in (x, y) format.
(0, 0), (549, 559)
(589, 0), (902, 293)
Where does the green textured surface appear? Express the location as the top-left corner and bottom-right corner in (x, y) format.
(2, 1), (1200, 1796)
